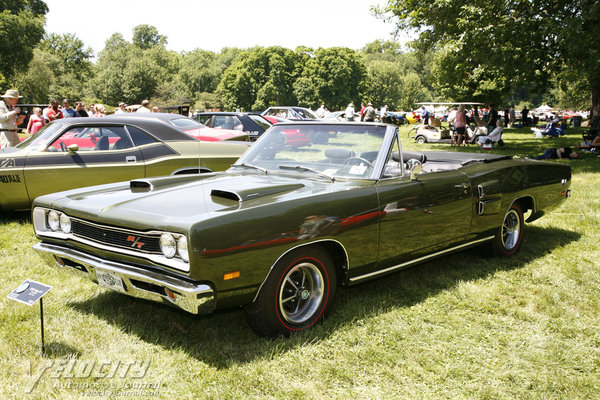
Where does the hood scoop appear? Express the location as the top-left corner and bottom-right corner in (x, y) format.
(211, 183), (304, 202)
(130, 174), (213, 193)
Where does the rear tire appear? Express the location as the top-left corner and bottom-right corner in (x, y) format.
(489, 203), (524, 256)
(245, 247), (336, 337)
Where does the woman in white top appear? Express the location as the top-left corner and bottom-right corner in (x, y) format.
(478, 119), (503, 144)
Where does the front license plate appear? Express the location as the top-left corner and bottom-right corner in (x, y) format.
(96, 269), (126, 293)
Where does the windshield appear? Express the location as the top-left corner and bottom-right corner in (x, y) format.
(16, 122), (65, 150)
(234, 124), (389, 179)
(170, 117), (205, 130)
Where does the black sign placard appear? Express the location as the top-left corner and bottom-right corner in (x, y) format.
(7, 280), (52, 305)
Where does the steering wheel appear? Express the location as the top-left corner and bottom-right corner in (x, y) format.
(344, 156), (374, 168)
(59, 142), (67, 152)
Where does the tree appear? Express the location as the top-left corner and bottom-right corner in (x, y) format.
(218, 47), (298, 111)
(299, 47), (367, 109)
(13, 49), (54, 103)
(91, 28), (178, 105)
(377, 0), (600, 124)
(132, 24), (167, 49)
(0, 0), (48, 84)
(39, 33), (93, 80)
(363, 60), (404, 109)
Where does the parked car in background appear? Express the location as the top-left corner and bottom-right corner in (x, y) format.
(33, 121), (571, 337)
(107, 113), (249, 142)
(194, 112), (272, 141)
(0, 115), (249, 211)
(262, 106), (318, 120)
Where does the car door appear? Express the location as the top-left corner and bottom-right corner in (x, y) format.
(376, 139), (472, 267)
(24, 125), (144, 201)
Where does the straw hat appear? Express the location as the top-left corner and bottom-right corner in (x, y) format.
(1, 89), (22, 99)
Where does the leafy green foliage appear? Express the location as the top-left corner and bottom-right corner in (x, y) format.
(0, 0), (48, 83)
(377, 0), (598, 121)
(90, 27), (180, 105)
(218, 46), (298, 111)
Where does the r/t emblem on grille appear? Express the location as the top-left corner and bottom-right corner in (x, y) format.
(126, 235), (145, 249)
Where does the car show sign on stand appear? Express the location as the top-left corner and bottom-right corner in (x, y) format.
(7, 280), (52, 354)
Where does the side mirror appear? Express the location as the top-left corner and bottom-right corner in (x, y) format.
(67, 144), (79, 153)
(406, 158), (422, 181)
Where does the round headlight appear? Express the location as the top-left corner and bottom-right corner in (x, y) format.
(47, 210), (60, 231)
(160, 233), (176, 258)
(59, 213), (71, 233)
(177, 236), (189, 262)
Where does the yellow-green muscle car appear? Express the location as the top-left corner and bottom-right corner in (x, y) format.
(0, 114), (249, 210)
(33, 122), (571, 336)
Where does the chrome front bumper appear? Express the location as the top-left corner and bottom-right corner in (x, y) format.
(33, 242), (214, 314)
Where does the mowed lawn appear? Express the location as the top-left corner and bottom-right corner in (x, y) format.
(1, 124), (599, 399)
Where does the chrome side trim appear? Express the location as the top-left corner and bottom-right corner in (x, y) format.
(33, 242), (213, 314)
(251, 239), (350, 303)
(349, 236), (495, 283)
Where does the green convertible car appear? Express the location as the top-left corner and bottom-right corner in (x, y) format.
(33, 122), (571, 336)
(0, 114), (249, 211)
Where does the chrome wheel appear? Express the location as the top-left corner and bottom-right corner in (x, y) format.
(502, 209), (521, 252)
(278, 261), (324, 324)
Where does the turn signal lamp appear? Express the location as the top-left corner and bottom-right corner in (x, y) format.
(223, 271), (240, 281)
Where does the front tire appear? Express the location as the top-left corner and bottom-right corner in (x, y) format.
(489, 203), (524, 256)
(245, 247), (336, 337)
(416, 136), (426, 144)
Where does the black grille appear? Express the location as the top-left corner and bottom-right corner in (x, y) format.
(71, 220), (161, 253)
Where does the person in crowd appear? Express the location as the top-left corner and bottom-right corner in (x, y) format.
(541, 119), (565, 137)
(46, 100), (63, 122)
(453, 105), (467, 147)
(575, 129), (600, 151)
(421, 105), (430, 125)
(503, 106), (509, 127)
(535, 147), (579, 159)
(509, 105), (516, 127)
(61, 99), (78, 118)
(359, 103), (365, 121)
(88, 104), (96, 116)
(447, 106), (457, 127)
(0, 89), (24, 148)
(363, 102), (375, 122)
(75, 101), (89, 117)
(316, 104), (326, 118)
(114, 102), (127, 114)
(137, 99), (151, 113)
(94, 104), (106, 117)
(345, 102), (355, 122)
(380, 105), (387, 123)
(522, 106), (529, 127)
(486, 103), (498, 134)
(477, 120), (504, 145)
(26, 107), (45, 134)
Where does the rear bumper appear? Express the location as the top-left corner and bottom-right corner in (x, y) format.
(33, 242), (214, 314)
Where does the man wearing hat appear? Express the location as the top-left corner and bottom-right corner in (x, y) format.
(115, 102), (127, 114)
(0, 89), (24, 148)
(363, 102), (375, 122)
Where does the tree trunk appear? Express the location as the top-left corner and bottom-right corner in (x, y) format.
(591, 87), (600, 128)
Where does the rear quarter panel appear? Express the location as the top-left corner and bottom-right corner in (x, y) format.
(462, 159), (570, 235)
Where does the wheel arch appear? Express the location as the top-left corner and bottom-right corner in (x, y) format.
(510, 195), (536, 217)
(252, 239), (349, 303)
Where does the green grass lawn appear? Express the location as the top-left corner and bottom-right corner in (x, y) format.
(1, 124), (599, 399)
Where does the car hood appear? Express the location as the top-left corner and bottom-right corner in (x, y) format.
(41, 172), (339, 230)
